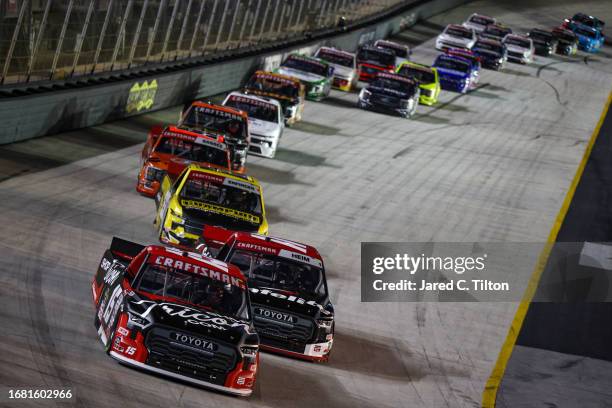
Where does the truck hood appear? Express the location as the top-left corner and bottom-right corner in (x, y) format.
(329, 64), (354, 79)
(125, 296), (254, 346)
(276, 67), (326, 84)
(505, 44), (530, 54)
(437, 33), (474, 47)
(368, 85), (414, 99)
(434, 66), (470, 79)
(248, 118), (281, 138)
(248, 287), (332, 319)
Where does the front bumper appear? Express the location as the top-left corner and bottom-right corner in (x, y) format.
(507, 52), (532, 64)
(248, 134), (279, 158)
(110, 351), (253, 397)
(332, 76), (354, 91)
(259, 340), (333, 362)
(436, 39), (471, 51)
(136, 179), (159, 197)
(358, 98), (412, 117)
(439, 77), (470, 93)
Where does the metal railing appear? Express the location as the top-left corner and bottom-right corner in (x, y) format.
(0, 0), (407, 85)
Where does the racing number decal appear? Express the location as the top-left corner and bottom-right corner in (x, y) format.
(102, 285), (123, 327)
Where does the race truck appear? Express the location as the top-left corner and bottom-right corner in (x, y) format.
(563, 13), (605, 33)
(179, 101), (249, 173)
(463, 13), (496, 33)
(242, 70), (305, 126)
(275, 54), (333, 101)
(222, 92), (284, 159)
(356, 44), (396, 82)
(432, 54), (474, 93)
(358, 72), (420, 118)
(137, 126), (231, 197)
(154, 163), (268, 248)
(213, 232), (334, 362)
(92, 237), (259, 396)
(445, 48), (481, 86)
(565, 22), (604, 52)
(551, 27), (578, 55)
(435, 24), (477, 51)
(527, 29), (559, 56)
(314, 46), (359, 92)
(471, 38), (507, 70)
(396, 61), (441, 106)
(480, 23), (512, 41)
(373, 39), (411, 67)
(502, 34), (535, 64)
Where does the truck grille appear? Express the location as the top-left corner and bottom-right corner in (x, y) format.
(253, 306), (314, 352)
(183, 218), (205, 236)
(145, 327), (238, 385)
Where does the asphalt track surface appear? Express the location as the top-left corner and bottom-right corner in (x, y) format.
(1, 1), (612, 407)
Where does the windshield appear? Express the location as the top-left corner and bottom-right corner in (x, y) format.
(504, 37), (530, 48)
(529, 31), (551, 41)
(228, 250), (327, 300)
(398, 65), (435, 83)
(317, 50), (353, 67)
(553, 30), (576, 42)
(485, 26), (511, 37)
(180, 175), (262, 218)
(282, 56), (327, 77)
(575, 28), (596, 38)
(446, 27), (472, 38)
(136, 264), (249, 320)
(435, 58), (469, 72)
(370, 77), (415, 94)
(376, 43), (409, 58)
(224, 96), (279, 123)
(357, 48), (395, 66)
(154, 136), (228, 167)
(181, 106), (247, 142)
(469, 15), (494, 25)
(474, 40), (503, 54)
(245, 74), (298, 99)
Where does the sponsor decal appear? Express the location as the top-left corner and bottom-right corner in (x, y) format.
(376, 72), (416, 84)
(103, 263), (123, 285)
(162, 130), (226, 150)
(250, 288), (326, 312)
(170, 332), (218, 352)
(102, 285), (124, 326)
(151, 254), (245, 289)
(100, 258), (112, 272)
(254, 72), (298, 85)
(194, 106), (244, 122)
(287, 55), (327, 70)
(117, 327), (129, 336)
(222, 177), (260, 194)
(236, 241), (278, 255)
(278, 249), (323, 268)
(254, 307), (297, 324)
(188, 171), (226, 184)
(180, 199), (260, 225)
(229, 95), (276, 110)
(127, 80), (158, 113)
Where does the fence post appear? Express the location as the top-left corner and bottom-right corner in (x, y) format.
(127, 0), (149, 68)
(1, 0), (29, 84)
(49, 0), (75, 79)
(25, 0), (52, 82)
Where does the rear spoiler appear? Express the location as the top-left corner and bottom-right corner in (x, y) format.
(110, 237), (146, 260)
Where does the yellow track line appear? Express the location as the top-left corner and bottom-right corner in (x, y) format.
(481, 91), (612, 408)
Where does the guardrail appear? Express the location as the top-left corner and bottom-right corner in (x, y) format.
(0, 0), (466, 144)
